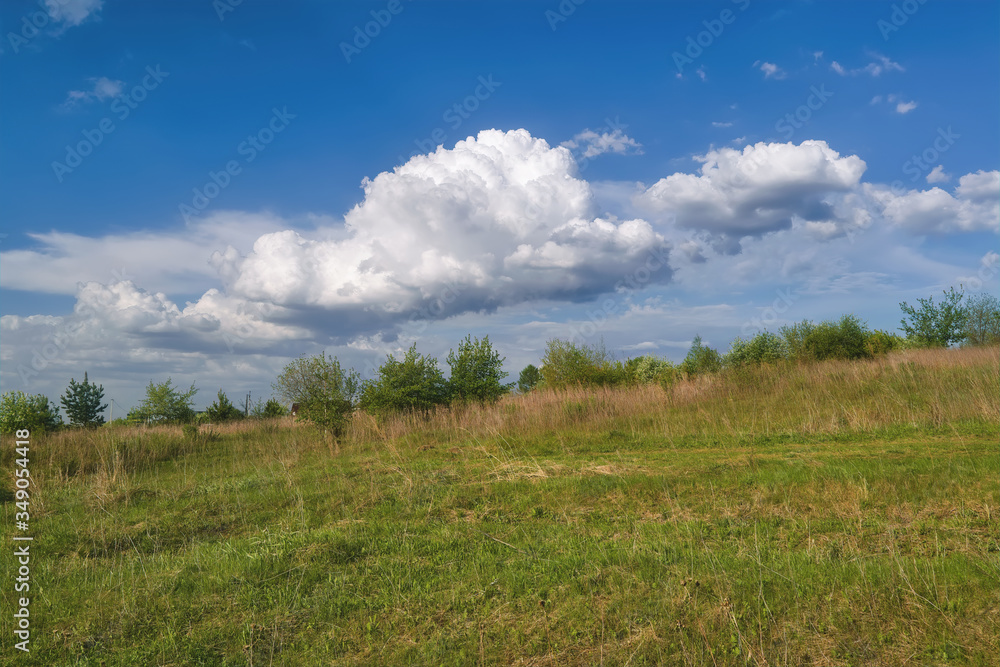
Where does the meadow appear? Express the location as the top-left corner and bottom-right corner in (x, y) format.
(2, 346), (998, 666)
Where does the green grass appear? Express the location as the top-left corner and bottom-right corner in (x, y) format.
(2, 347), (998, 665)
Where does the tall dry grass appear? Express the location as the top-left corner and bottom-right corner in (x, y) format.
(344, 345), (999, 447)
(4, 346), (996, 487)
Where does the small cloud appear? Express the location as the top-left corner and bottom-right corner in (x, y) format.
(45, 0), (103, 28)
(561, 128), (644, 159)
(864, 53), (904, 77)
(831, 52), (903, 77)
(895, 100), (918, 114)
(239, 38), (256, 51)
(756, 61), (787, 79)
(696, 65), (707, 81)
(62, 76), (124, 108)
(926, 165), (950, 184)
(730, 136), (747, 146)
(812, 51), (823, 63)
(870, 95), (882, 105)
(712, 121), (733, 128)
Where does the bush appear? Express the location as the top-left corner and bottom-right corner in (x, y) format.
(863, 329), (906, 356)
(802, 314), (871, 361)
(359, 344), (449, 417)
(517, 364), (542, 393)
(779, 320), (817, 361)
(130, 378), (198, 424)
(274, 352), (359, 435)
(632, 355), (678, 383)
(680, 335), (722, 376)
(963, 292), (1000, 347)
(251, 398), (289, 419)
(724, 331), (785, 367)
(205, 389), (244, 422)
(899, 287), (967, 347)
(0, 391), (62, 434)
(446, 335), (510, 404)
(539, 339), (628, 388)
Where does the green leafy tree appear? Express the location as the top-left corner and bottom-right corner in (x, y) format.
(899, 287), (967, 347)
(962, 292), (1000, 347)
(779, 320), (817, 361)
(539, 339), (624, 388)
(205, 389), (244, 422)
(631, 355), (677, 383)
(517, 364), (542, 393)
(446, 335), (510, 403)
(0, 391), (61, 434)
(130, 378), (198, 424)
(59, 372), (107, 427)
(274, 352), (359, 435)
(680, 335), (722, 376)
(251, 398), (290, 419)
(802, 314), (871, 361)
(359, 344), (448, 417)
(724, 332), (785, 367)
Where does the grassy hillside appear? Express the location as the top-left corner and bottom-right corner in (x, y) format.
(2, 346), (998, 666)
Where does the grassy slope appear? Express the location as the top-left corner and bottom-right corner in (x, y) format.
(1, 347), (998, 666)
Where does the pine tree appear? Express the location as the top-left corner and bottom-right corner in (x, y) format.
(60, 372), (108, 427)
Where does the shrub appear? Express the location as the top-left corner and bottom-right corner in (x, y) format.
(0, 391), (62, 434)
(252, 398), (289, 419)
(680, 335), (722, 376)
(803, 314), (871, 361)
(274, 352), (359, 435)
(779, 320), (817, 361)
(539, 339), (633, 388)
(963, 292), (1000, 347)
(205, 390), (244, 422)
(446, 335), (510, 404)
(632, 355), (678, 383)
(517, 364), (542, 393)
(899, 287), (967, 347)
(724, 331), (785, 367)
(863, 329), (906, 356)
(130, 378), (198, 424)
(359, 344), (449, 417)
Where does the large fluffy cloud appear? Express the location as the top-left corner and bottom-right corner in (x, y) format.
(206, 129), (670, 339)
(635, 140), (867, 245)
(870, 170), (1000, 234)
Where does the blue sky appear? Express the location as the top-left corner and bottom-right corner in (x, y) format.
(1, 0), (998, 413)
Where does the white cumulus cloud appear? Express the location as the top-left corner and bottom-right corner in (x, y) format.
(561, 128), (644, 159)
(635, 140), (867, 243)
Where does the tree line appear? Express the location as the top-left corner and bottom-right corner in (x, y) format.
(1, 287), (997, 435)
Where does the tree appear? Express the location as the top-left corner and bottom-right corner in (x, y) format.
(680, 335), (722, 376)
(0, 392), (61, 434)
(446, 335), (510, 403)
(962, 292), (1000, 347)
(130, 378), (198, 424)
(274, 352), (359, 435)
(539, 339), (614, 388)
(60, 372), (107, 427)
(724, 332), (786, 367)
(517, 364), (542, 393)
(205, 389), (244, 422)
(251, 398), (289, 419)
(803, 314), (871, 361)
(899, 287), (967, 347)
(359, 344), (448, 417)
